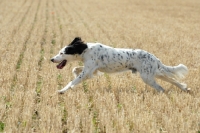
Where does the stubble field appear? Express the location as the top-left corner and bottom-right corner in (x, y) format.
(0, 0), (200, 132)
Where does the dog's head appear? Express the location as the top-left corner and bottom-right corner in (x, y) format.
(51, 37), (87, 69)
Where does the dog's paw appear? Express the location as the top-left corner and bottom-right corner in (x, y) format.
(57, 90), (65, 94)
(158, 89), (165, 93)
(187, 88), (191, 91)
(185, 87), (191, 92)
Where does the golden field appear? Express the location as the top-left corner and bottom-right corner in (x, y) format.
(0, 0), (200, 132)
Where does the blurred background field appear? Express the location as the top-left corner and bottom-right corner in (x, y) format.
(0, 0), (199, 132)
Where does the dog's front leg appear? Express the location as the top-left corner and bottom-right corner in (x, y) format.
(57, 81), (73, 94)
(72, 66), (84, 78)
(58, 69), (91, 94)
(72, 66), (103, 78)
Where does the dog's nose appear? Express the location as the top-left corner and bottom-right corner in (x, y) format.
(51, 58), (54, 62)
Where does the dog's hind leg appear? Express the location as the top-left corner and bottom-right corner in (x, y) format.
(139, 62), (165, 92)
(156, 75), (188, 91)
(140, 73), (165, 92)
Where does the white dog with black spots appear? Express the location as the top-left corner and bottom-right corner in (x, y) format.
(51, 37), (189, 94)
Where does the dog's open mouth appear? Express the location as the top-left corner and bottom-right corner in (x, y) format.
(57, 60), (67, 69)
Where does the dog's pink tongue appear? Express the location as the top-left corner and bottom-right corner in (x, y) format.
(57, 63), (63, 69)
(57, 60), (67, 69)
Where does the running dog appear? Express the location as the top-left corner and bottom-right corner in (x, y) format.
(51, 37), (188, 94)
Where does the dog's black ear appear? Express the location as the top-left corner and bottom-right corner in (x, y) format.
(70, 37), (82, 45)
(64, 46), (75, 54)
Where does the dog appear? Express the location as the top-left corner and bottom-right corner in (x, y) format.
(51, 37), (189, 94)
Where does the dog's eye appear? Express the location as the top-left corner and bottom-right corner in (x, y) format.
(60, 53), (63, 55)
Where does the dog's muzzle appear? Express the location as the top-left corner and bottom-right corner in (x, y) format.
(51, 58), (54, 62)
(51, 58), (67, 69)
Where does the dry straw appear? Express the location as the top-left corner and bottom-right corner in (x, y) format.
(0, 0), (199, 132)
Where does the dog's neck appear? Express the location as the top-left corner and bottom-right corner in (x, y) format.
(74, 54), (84, 61)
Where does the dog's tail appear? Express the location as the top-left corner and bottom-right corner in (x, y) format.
(160, 63), (188, 80)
